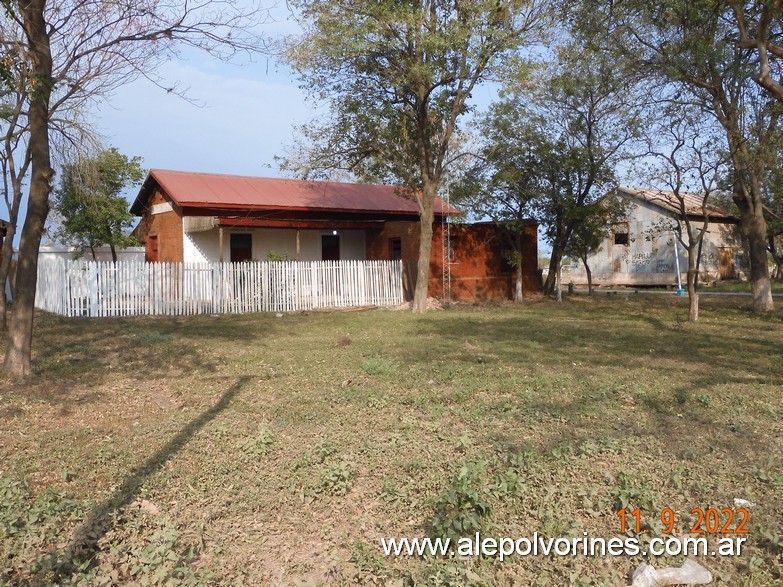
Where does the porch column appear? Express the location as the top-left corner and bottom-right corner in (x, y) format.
(218, 227), (225, 263)
(296, 229), (301, 262)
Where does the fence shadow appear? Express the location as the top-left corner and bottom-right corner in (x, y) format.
(47, 375), (252, 581)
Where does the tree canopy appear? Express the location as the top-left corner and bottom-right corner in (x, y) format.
(458, 46), (643, 295)
(284, 0), (547, 312)
(53, 148), (145, 261)
(2, 0), (268, 376)
(567, 0), (778, 312)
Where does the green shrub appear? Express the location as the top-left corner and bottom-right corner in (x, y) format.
(362, 356), (399, 376)
(428, 462), (491, 542)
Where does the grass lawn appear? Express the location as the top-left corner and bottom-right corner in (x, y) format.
(1, 296), (782, 586)
(697, 280), (783, 293)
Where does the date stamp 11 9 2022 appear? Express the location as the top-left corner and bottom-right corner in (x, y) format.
(617, 507), (749, 535)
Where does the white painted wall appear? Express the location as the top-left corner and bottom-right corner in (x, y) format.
(37, 245), (145, 262)
(338, 230), (367, 261)
(182, 225), (368, 262)
(184, 228), (221, 263)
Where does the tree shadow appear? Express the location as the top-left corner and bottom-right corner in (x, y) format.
(46, 375), (252, 581)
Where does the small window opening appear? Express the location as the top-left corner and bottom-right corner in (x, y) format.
(613, 226), (629, 246)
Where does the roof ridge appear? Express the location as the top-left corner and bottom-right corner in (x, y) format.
(149, 169), (402, 190)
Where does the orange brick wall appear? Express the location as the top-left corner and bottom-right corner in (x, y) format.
(366, 220), (539, 301)
(132, 189), (184, 262)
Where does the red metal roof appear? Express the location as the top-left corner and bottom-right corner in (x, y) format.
(618, 187), (737, 221)
(131, 169), (458, 217)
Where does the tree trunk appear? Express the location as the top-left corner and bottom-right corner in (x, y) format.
(514, 233), (523, 303)
(543, 246), (563, 295)
(738, 200), (774, 313)
(0, 223), (16, 330)
(412, 182), (436, 313)
(687, 246), (699, 322)
(4, 0), (53, 376)
(514, 264), (523, 303)
(695, 236), (704, 289)
(0, 176), (25, 332)
(110, 242), (117, 263)
(725, 127), (774, 312)
(585, 260), (593, 295)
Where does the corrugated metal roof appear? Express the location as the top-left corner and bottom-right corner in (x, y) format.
(131, 169), (458, 216)
(618, 187), (736, 220)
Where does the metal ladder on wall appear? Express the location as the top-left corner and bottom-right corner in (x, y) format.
(441, 185), (452, 302)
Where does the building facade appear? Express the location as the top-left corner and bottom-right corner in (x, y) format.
(567, 187), (745, 287)
(130, 170), (539, 301)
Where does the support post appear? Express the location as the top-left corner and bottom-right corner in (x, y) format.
(219, 227), (225, 263)
(296, 229), (301, 262)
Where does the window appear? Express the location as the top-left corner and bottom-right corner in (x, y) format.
(447, 236), (458, 262)
(613, 225), (629, 246)
(389, 238), (402, 260)
(230, 233), (253, 262)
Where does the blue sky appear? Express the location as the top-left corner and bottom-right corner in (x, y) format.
(2, 6), (514, 246)
(91, 7), (310, 180)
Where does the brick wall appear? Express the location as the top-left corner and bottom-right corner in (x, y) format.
(132, 188), (184, 263)
(366, 220), (539, 301)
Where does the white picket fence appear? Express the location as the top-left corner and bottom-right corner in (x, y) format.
(35, 259), (404, 317)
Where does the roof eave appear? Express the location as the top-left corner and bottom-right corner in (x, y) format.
(130, 172), (161, 216)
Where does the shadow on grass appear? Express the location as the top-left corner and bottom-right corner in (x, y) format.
(47, 375), (252, 582)
(13, 310), (283, 401)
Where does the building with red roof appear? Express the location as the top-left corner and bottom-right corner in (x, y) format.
(130, 170), (540, 301)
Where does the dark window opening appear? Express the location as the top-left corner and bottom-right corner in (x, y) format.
(322, 234), (340, 261)
(230, 233), (253, 262)
(447, 236), (458, 262)
(389, 238), (402, 260)
(613, 226), (629, 246)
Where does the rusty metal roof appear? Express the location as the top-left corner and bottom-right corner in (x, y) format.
(130, 170), (458, 217)
(617, 187), (737, 221)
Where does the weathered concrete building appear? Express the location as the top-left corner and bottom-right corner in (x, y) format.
(567, 187), (745, 287)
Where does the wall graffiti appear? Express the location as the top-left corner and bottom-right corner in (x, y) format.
(700, 251), (718, 270)
(620, 248), (656, 272)
(630, 252), (653, 268)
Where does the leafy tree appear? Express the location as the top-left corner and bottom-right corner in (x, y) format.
(569, 0), (777, 313)
(764, 152), (783, 280)
(563, 198), (627, 295)
(461, 48), (642, 298)
(2, 0), (266, 376)
(453, 102), (544, 302)
(53, 148), (145, 262)
(640, 110), (728, 322)
(728, 0), (783, 103)
(0, 27), (29, 330)
(282, 0), (548, 312)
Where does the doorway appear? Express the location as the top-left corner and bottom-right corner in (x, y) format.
(322, 234), (340, 261)
(718, 247), (735, 280)
(230, 233), (253, 263)
(146, 235), (158, 263)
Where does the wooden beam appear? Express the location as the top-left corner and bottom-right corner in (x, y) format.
(216, 218), (386, 230)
